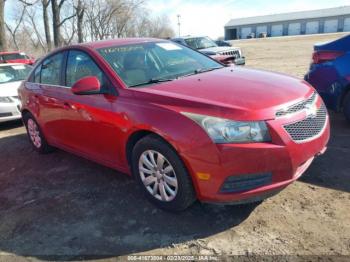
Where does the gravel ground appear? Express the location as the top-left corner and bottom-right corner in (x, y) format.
(0, 33), (349, 261)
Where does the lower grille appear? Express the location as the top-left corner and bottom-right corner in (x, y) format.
(283, 104), (327, 143)
(0, 112), (13, 117)
(220, 173), (272, 193)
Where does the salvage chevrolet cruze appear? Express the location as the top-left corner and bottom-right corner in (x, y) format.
(19, 38), (330, 211)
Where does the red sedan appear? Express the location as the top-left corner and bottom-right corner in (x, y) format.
(18, 38), (330, 211)
(0, 51), (36, 65)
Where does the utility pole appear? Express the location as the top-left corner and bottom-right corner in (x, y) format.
(177, 14), (181, 37)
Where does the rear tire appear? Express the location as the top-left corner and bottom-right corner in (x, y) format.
(131, 134), (196, 211)
(344, 92), (350, 123)
(23, 113), (54, 154)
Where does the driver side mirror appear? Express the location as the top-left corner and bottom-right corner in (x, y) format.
(71, 76), (101, 95)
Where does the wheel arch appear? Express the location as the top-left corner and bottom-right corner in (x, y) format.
(125, 128), (200, 199)
(21, 108), (32, 117)
(125, 129), (180, 171)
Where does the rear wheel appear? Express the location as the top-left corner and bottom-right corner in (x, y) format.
(23, 113), (54, 154)
(343, 92), (350, 123)
(132, 135), (196, 211)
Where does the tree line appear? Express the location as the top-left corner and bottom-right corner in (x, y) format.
(0, 0), (175, 55)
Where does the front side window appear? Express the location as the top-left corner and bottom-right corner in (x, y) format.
(41, 52), (64, 86)
(66, 50), (106, 88)
(98, 42), (222, 88)
(0, 65), (32, 84)
(184, 37), (218, 50)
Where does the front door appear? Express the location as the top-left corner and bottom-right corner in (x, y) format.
(58, 50), (123, 167)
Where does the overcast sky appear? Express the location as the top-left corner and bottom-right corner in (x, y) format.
(147, 0), (350, 38)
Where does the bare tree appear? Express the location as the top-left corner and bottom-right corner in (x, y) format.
(5, 5), (27, 49)
(25, 6), (47, 51)
(3, 0), (175, 54)
(42, 0), (52, 50)
(51, 0), (76, 47)
(75, 0), (85, 43)
(0, 0), (6, 51)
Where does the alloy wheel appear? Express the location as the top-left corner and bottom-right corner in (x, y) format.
(138, 150), (178, 202)
(27, 118), (42, 148)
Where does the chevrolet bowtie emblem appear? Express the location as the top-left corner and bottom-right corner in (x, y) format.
(304, 103), (318, 119)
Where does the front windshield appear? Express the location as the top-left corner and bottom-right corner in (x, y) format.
(184, 37), (218, 50)
(0, 65), (32, 84)
(98, 41), (223, 88)
(2, 53), (28, 60)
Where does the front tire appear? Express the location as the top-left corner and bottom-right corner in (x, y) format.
(23, 113), (54, 154)
(132, 135), (196, 211)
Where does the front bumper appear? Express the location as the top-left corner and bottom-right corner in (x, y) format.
(181, 95), (330, 204)
(0, 102), (22, 123)
(234, 57), (245, 65)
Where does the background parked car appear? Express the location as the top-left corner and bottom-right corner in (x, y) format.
(305, 34), (350, 122)
(0, 63), (32, 123)
(215, 40), (232, 47)
(171, 36), (245, 65)
(0, 51), (36, 65)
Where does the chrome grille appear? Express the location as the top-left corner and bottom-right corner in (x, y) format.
(219, 50), (240, 58)
(276, 92), (317, 117)
(283, 104), (327, 143)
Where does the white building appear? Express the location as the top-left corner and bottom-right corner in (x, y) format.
(224, 6), (350, 40)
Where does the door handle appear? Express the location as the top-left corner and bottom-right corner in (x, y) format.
(63, 102), (79, 111)
(63, 102), (71, 109)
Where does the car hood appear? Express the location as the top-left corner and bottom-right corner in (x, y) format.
(0, 81), (22, 97)
(134, 67), (313, 121)
(200, 46), (240, 54)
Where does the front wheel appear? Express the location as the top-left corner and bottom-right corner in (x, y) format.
(132, 135), (196, 211)
(23, 113), (54, 154)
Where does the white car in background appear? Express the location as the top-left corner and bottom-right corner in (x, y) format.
(0, 63), (32, 123)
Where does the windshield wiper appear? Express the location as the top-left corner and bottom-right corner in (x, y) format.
(179, 67), (222, 78)
(194, 67), (222, 74)
(129, 78), (174, 88)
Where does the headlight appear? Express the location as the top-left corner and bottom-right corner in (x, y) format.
(0, 97), (12, 103)
(182, 112), (271, 144)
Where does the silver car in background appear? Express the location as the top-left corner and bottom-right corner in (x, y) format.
(171, 36), (245, 65)
(0, 63), (32, 123)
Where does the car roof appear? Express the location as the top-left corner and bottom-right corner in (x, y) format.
(0, 51), (25, 55)
(78, 38), (167, 49)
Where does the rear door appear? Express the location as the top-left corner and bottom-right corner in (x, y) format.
(29, 51), (68, 145)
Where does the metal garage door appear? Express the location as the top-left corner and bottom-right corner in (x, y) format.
(306, 21), (319, 34)
(344, 17), (350, 32)
(256, 25), (267, 36)
(324, 19), (338, 33)
(241, 27), (252, 39)
(271, 24), (283, 36)
(288, 23), (301, 35)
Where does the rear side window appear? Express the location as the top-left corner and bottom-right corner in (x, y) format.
(41, 52), (64, 85)
(65, 50), (106, 88)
